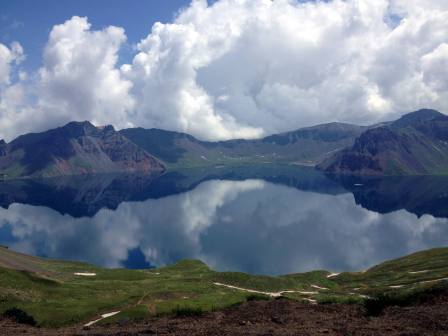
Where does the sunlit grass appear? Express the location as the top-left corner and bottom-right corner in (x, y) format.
(0, 247), (447, 327)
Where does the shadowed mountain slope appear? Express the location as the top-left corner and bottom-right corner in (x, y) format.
(0, 121), (165, 178)
(318, 109), (448, 175)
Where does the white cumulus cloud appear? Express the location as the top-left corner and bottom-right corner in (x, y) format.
(0, 41), (28, 139)
(123, 0), (448, 139)
(0, 41), (24, 85)
(37, 16), (135, 132)
(1, 0), (448, 141)
(0, 16), (134, 140)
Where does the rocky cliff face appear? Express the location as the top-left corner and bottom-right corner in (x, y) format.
(0, 121), (165, 178)
(318, 110), (448, 175)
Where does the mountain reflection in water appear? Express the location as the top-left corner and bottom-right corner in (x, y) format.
(0, 165), (447, 275)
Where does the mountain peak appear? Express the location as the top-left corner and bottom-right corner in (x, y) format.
(98, 124), (115, 132)
(318, 108), (448, 175)
(60, 120), (101, 137)
(62, 121), (117, 136)
(393, 109), (445, 128)
(1, 120), (165, 178)
(63, 120), (95, 129)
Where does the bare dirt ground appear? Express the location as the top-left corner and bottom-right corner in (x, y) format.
(2, 289), (448, 336)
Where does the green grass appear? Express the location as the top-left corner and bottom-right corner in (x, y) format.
(363, 281), (448, 316)
(0, 247), (448, 328)
(171, 306), (204, 317)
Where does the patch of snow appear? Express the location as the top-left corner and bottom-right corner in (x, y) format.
(84, 311), (120, 327)
(74, 272), (97, 277)
(359, 295), (372, 299)
(326, 273), (340, 278)
(420, 277), (448, 284)
(311, 285), (329, 290)
(213, 282), (318, 302)
(214, 282), (282, 298)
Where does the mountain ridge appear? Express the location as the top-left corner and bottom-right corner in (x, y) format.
(120, 122), (366, 168)
(0, 121), (165, 179)
(318, 109), (448, 175)
(1, 109), (447, 178)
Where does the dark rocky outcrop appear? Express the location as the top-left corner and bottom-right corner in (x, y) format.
(318, 109), (448, 175)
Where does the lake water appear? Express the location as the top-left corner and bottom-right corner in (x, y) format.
(1, 165), (447, 275)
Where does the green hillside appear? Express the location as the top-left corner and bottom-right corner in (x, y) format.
(0, 246), (447, 327)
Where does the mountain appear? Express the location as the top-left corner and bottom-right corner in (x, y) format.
(2, 109), (447, 178)
(318, 109), (448, 175)
(120, 122), (365, 168)
(0, 121), (165, 178)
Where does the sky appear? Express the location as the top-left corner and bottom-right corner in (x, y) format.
(0, 0), (197, 71)
(0, 0), (448, 141)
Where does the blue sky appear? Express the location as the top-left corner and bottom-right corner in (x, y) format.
(0, 0), (201, 71)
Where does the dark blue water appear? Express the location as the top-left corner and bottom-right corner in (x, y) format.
(1, 165), (447, 275)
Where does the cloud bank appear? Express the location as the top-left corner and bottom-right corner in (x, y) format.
(1, 0), (448, 141)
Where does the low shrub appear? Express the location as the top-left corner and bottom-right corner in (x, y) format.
(246, 294), (270, 301)
(363, 296), (389, 317)
(3, 307), (37, 326)
(172, 306), (204, 317)
(364, 282), (448, 317)
(317, 295), (362, 305)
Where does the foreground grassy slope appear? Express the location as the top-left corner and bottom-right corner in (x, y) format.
(0, 247), (447, 327)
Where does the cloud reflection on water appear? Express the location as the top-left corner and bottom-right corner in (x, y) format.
(0, 178), (447, 275)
